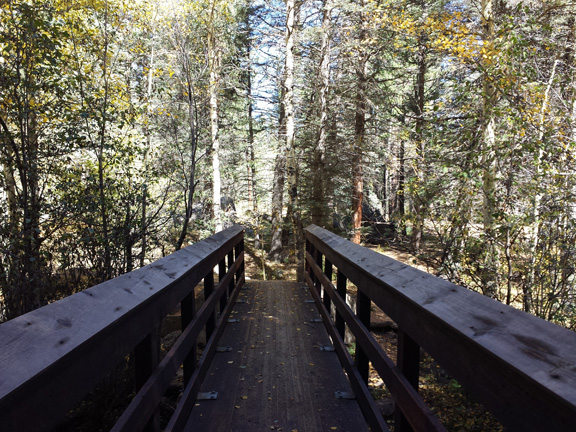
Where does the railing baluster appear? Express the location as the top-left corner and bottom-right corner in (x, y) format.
(356, 290), (371, 383)
(235, 240), (243, 283)
(219, 258), (227, 313)
(204, 270), (216, 340)
(336, 270), (347, 339)
(181, 288), (197, 386)
(134, 329), (161, 432)
(305, 238), (311, 277)
(395, 329), (421, 432)
(323, 258), (333, 313)
(315, 249), (323, 297)
(228, 249), (235, 296)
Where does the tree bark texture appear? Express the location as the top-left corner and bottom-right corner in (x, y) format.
(284, 0), (304, 279)
(351, 0), (368, 245)
(311, 0), (332, 227)
(412, 31), (427, 253)
(208, 8), (223, 233)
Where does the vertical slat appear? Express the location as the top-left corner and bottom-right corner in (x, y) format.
(305, 238), (311, 277)
(204, 270), (216, 340)
(315, 250), (323, 296)
(336, 270), (347, 339)
(181, 289), (197, 386)
(228, 249), (235, 296)
(323, 258), (333, 312)
(134, 330), (161, 432)
(356, 290), (371, 383)
(219, 258), (227, 313)
(235, 240), (243, 283)
(395, 329), (421, 432)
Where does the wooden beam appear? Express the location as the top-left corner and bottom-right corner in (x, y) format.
(305, 224), (576, 432)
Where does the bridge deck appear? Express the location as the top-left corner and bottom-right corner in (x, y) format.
(185, 281), (369, 432)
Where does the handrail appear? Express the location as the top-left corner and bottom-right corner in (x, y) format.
(0, 225), (245, 432)
(304, 224), (576, 432)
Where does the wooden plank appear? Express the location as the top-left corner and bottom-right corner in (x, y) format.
(185, 281), (370, 432)
(0, 226), (244, 432)
(305, 224), (576, 432)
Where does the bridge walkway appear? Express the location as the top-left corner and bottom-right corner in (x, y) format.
(185, 281), (369, 432)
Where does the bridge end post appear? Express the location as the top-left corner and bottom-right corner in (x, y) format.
(134, 329), (161, 432)
(356, 290), (371, 383)
(394, 330), (420, 432)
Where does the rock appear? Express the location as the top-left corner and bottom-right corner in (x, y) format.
(161, 330), (182, 352)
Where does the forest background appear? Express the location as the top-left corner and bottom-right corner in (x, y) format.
(1, 0), (575, 330)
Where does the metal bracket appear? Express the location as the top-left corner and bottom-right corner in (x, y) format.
(197, 391), (218, 400)
(228, 318), (240, 323)
(335, 391), (355, 400)
(319, 345), (335, 352)
(216, 346), (233, 352)
(305, 299), (315, 303)
(310, 318), (323, 323)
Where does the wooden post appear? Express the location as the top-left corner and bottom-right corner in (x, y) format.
(323, 258), (333, 312)
(336, 270), (347, 339)
(181, 288), (197, 386)
(134, 330), (160, 432)
(395, 329), (420, 432)
(219, 258), (227, 313)
(204, 270), (216, 340)
(356, 290), (371, 383)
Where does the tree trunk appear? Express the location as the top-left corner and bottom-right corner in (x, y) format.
(480, 0), (498, 298)
(311, 0), (332, 227)
(269, 151), (285, 261)
(397, 139), (406, 235)
(246, 59), (257, 213)
(174, 36), (199, 251)
(351, 0), (368, 245)
(98, 11), (112, 281)
(208, 17), (222, 233)
(412, 31), (427, 253)
(283, 0), (304, 279)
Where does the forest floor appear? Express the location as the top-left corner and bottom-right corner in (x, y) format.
(243, 234), (505, 432)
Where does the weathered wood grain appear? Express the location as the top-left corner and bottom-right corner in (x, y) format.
(306, 250), (445, 432)
(185, 281), (370, 432)
(305, 224), (576, 432)
(0, 225), (244, 432)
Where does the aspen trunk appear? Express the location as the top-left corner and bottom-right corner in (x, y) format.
(209, 25), (222, 233)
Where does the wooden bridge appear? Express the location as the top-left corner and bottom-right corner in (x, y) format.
(1, 225), (576, 431)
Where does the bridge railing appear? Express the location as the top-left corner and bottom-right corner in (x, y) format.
(304, 224), (576, 432)
(0, 225), (245, 432)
